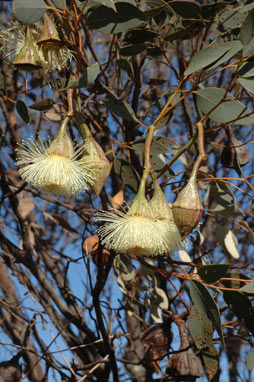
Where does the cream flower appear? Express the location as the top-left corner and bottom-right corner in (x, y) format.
(0, 25), (26, 63)
(95, 192), (181, 257)
(149, 184), (184, 252)
(37, 13), (74, 72)
(16, 120), (95, 195)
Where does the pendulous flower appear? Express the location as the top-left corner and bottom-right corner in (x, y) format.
(0, 24), (26, 63)
(149, 181), (184, 252)
(75, 112), (111, 196)
(37, 13), (74, 72)
(95, 186), (182, 257)
(16, 118), (95, 195)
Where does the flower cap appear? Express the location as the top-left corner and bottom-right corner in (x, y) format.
(149, 182), (183, 252)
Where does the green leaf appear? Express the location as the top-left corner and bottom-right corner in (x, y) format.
(223, 290), (254, 335)
(190, 279), (224, 346)
(200, 3), (225, 19)
(120, 43), (148, 56)
(67, 63), (100, 89)
(85, 2), (146, 34)
(95, 0), (117, 11)
(201, 344), (219, 381)
(210, 188), (244, 217)
(240, 281), (254, 293)
(196, 87), (254, 125)
(16, 100), (29, 124)
(238, 77), (254, 95)
(114, 254), (136, 281)
(133, 136), (179, 156)
(189, 305), (213, 350)
(105, 95), (136, 121)
(238, 61), (254, 78)
(13, 0), (48, 24)
(51, 0), (66, 9)
(29, 98), (55, 111)
(207, 41), (242, 71)
(114, 158), (139, 192)
(219, 3), (254, 30)
(169, 1), (201, 19)
(124, 28), (158, 44)
(198, 264), (229, 284)
(240, 10), (254, 47)
(220, 272), (249, 289)
(185, 41), (241, 76)
(247, 347), (254, 370)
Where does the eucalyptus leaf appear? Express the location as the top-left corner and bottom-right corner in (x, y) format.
(240, 281), (254, 293)
(240, 10), (254, 47)
(185, 41), (241, 76)
(169, 1), (201, 19)
(247, 347), (254, 370)
(114, 158), (139, 192)
(13, 0), (48, 24)
(198, 264), (229, 284)
(189, 305), (213, 350)
(190, 279), (224, 346)
(67, 64), (100, 89)
(105, 96), (136, 121)
(196, 87), (254, 125)
(114, 254), (136, 281)
(85, 2), (146, 34)
(16, 100), (29, 124)
(51, 0), (66, 9)
(238, 77), (254, 94)
(201, 344), (219, 381)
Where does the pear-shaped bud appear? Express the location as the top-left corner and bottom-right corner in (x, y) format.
(75, 112), (111, 195)
(13, 27), (41, 72)
(149, 180), (183, 252)
(84, 136), (111, 195)
(172, 175), (203, 239)
(37, 13), (63, 46)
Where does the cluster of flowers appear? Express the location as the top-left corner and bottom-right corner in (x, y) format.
(0, 12), (73, 73)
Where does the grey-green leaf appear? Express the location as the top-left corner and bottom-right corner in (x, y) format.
(198, 264), (229, 284)
(247, 347), (254, 370)
(16, 100), (29, 124)
(189, 305), (213, 350)
(51, 0), (66, 9)
(13, 0), (48, 24)
(105, 95), (136, 121)
(67, 63), (100, 89)
(240, 281), (254, 293)
(190, 279), (224, 346)
(85, 2), (146, 34)
(196, 87), (254, 125)
(185, 41), (241, 76)
(114, 158), (139, 192)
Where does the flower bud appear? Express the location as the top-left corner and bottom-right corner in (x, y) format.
(13, 27), (41, 72)
(75, 113), (111, 195)
(83, 136), (111, 196)
(172, 176), (203, 239)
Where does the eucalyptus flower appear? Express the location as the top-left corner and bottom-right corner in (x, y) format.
(0, 24), (26, 63)
(16, 118), (95, 195)
(95, 188), (181, 257)
(37, 12), (74, 72)
(149, 182), (184, 252)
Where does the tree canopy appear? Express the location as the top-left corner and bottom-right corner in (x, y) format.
(0, 0), (253, 381)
